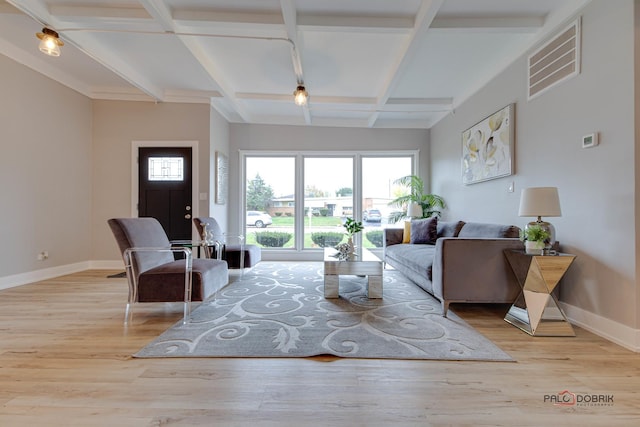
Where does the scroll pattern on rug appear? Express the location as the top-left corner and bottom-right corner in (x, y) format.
(135, 262), (513, 361)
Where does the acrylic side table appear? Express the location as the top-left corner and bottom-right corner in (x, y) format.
(503, 249), (576, 337)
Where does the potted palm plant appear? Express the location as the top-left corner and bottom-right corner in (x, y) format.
(387, 175), (446, 223)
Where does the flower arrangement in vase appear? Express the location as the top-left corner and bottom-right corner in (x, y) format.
(333, 217), (363, 261)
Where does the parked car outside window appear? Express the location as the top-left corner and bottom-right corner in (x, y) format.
(246, 211), (273, 228)
(363, 209), (382, 222)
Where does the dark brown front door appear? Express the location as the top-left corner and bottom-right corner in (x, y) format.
(138, 147), (192, 241)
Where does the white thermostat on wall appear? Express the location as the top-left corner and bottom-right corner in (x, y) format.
(582, 132), (599, 148)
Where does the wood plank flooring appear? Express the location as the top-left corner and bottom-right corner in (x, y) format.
(1, 270), (639, 426)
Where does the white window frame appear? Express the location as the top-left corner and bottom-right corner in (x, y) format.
(239, 150), (419, 260)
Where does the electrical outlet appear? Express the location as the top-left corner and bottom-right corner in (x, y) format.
(508, 181), (515, 193)
(37, 251), (49, 261)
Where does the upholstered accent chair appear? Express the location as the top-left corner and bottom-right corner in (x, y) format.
(193, 217), (262, 271)
(108, 217), (229, 325)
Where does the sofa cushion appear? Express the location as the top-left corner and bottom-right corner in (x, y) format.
(437, 220), (466, 238)
(458, 222), (520, 238)
(385, 243), (436, 286)
(410, 217), (438, 244)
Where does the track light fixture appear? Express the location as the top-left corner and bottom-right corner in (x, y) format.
(36, 28), (64, 57)
(293, 85), (309, 106)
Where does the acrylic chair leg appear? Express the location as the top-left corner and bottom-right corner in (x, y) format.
(124, 302), (133, 325)
(182, 301), (191, 325)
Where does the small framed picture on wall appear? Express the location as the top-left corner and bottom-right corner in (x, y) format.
(215, 151), (228, 205)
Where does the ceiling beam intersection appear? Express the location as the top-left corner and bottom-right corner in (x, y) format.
(367, 0), (445, 128)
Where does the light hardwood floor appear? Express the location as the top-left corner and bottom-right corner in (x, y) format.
(0, 269), (638, 426)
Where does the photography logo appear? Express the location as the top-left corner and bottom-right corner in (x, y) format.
(544, 390), (614, 407)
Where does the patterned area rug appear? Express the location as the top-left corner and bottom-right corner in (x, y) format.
(135, 262), (513, 361)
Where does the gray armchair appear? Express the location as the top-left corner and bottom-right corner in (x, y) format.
(193, 217), (262, 270)
(108, 217), (228, 325)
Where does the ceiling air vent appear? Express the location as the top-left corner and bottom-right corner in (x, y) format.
(528, 18), (581, 100)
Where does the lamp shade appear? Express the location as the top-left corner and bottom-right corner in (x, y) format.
(518, 187), (561, 217)
(407, 203), (423, 218)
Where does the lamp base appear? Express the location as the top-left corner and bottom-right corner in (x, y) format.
(525, 218), (556, 251)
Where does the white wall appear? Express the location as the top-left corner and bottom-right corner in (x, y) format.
(0, 53), (92, 285)
(227, 124), (430, 235)
(431, 1), (638, 335)
(208, 106), (230, 232)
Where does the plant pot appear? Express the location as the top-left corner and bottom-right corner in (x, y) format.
(525, 240), (545, 255)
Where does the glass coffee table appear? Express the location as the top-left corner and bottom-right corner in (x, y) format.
(323, 247), (383, 298)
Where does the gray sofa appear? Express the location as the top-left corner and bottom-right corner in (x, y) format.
(383, 220), (524, 316)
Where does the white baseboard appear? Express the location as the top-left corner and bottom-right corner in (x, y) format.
(560, 301), (639, 353)
(0, 260), (124, 291)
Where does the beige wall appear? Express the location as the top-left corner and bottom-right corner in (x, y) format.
(0, 53), (92, 280)
(91, 100), (213, 260)
(431, 1), (638, 333)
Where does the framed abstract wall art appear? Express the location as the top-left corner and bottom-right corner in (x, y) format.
(462, 103), (515, 185)
(215, 151), (228, 205)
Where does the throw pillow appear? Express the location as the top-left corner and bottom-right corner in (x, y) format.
(402, 221), (411, 243)
(410, 217), (438, 244)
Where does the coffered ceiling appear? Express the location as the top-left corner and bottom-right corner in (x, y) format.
(1, 0), (590, 128)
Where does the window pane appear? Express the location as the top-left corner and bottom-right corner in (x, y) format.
(362, 157), (412, 248)
(304, 157), (353, 249)
(148, 157), (184, 181)
(245, 157), (295, 249)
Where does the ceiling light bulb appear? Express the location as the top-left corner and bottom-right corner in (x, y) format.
(36, 28), (64, 57)
(293, 85), (308, 106)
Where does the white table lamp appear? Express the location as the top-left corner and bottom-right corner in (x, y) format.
(407, 203), (423, 219)
(518, 187), (561, 249)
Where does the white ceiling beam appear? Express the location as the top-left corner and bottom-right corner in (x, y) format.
(50, 5), (150, 20)
(280, 0), (310, 125)
(45, 4), (543, 35)
(174, 10), (283, 26)
(171, 10), (286, 39)
(137, 0), (173, 31)
(430, 16), (544, 33)
(237, 93), (376, 105)
(367, 0), (445, 128)
(172, 9), (411, 34)
(386, 97), (452, 105)
(297, 14), (413, 33)
(48, 4), (162, 32)
(138, 0), (253, 122)
(384, 97), (453, 112)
